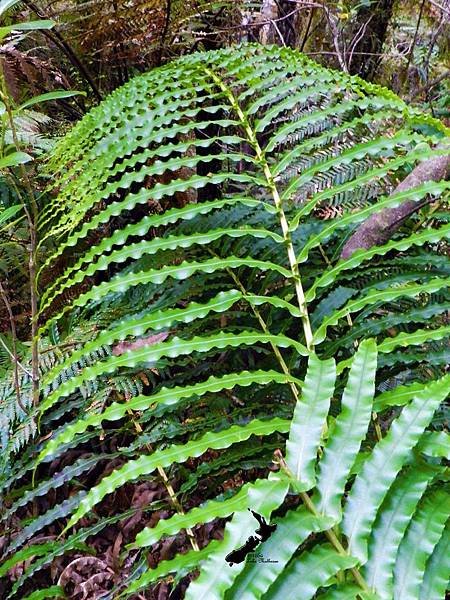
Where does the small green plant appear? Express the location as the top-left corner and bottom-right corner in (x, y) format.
(0, 0), (86, 414)
(0, 43), (449, 599)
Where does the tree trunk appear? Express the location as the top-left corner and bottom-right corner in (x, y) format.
(259, 0), (301, 47)
(347, 0), (395, 80)
(341, 148), (450, 259)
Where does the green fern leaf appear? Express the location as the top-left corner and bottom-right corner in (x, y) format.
(183, 476), (289, 600)
(419, 523), (450, 600)
(39, 257), (292, 333)
(40, 291), (301, 391)
(393, 488), (450, 600)
(264, 543), (358, 600)
(314, 278), (450, 344)
(307, 224), (450, 302)
(285, 353), (336, 491)
(373, 374), (450, 411)
(314, 339), (377, 520)
(64, 419), (290, 531)
(39, 332), (307, 417)
(20, 586), (65, 600)
(38, 370), (300, 462)
(343, 375), (450, 563)
(120, 541), (224, 598)
(363, 466), (436, 598)
(417, 431), (450, 460)
(226, 507), (334, 599)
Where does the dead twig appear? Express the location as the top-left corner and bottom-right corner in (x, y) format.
(402, 0), (426, 91)
(288, 0), (348, 71)
(347, 15), (374, 72)
(407, 69), (450, 101)
(428, 0), (450, 17)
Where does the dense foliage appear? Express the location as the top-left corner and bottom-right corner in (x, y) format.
(0, 41), (449, 599)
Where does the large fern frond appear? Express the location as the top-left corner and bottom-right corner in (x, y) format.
(1, 43), (449, 599)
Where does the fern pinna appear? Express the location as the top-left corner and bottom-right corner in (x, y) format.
(0, 44), (449, 599)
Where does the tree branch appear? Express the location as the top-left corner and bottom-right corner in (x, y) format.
(341, 146), (450, 259)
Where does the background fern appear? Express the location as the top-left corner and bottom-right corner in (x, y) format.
(0, 43), (449, 599)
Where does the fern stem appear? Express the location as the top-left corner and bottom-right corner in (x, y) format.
(299, 491), (370, 592)
(215, 253), (302, 404)
(155, 465), (200, 552)
(126, 407), (200, 552)
(0, 71), (40, 407)
(372, 411), (383, 442)
(22, 0), (102, 102)
(0, 282), (31, 376)
(205, 67), (314, 351)
(277, 456), (370, 592)
(260, 160), (314, 350)
(411, 196), (444, 232)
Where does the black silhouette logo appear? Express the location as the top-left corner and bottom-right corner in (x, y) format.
(225, 509), (277, 565)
